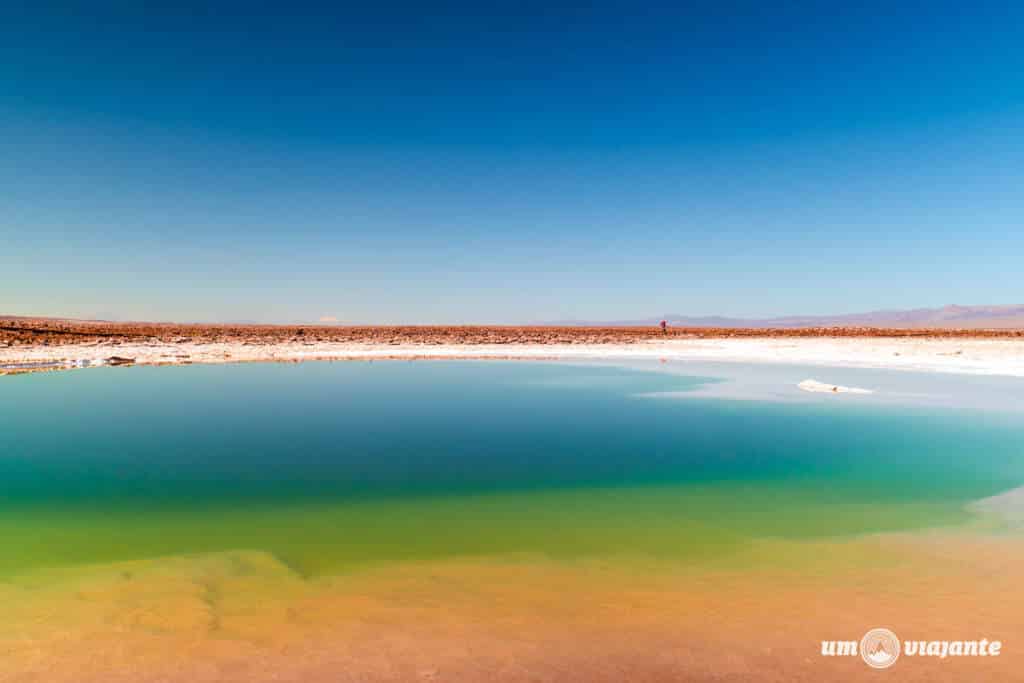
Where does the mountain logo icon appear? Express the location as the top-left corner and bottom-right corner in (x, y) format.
(861, 628), (901, 669)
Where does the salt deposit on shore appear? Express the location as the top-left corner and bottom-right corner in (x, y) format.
(797, 379), (874, 394)
(2, 336), (1024, 377)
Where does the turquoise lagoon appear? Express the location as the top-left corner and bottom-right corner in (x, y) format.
(2, 361), (1022, 578)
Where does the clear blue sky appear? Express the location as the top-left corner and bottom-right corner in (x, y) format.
(3, 1), (1022, 323)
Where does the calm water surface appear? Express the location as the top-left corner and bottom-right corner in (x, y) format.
(2, 361), (1022, 576)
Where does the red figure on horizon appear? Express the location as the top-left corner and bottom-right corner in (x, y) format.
(659, 319), (667, 334)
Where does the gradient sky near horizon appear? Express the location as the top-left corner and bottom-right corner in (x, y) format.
(3, 2), (1023, 324)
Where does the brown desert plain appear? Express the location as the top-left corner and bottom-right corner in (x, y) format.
(4, 316), (1024, 377)
(3, 316), (1024, 348)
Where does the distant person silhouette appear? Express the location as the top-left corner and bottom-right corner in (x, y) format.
(659, 320), (667, 334)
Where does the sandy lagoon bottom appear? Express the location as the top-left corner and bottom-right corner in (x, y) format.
(2, 361), (1024, 682)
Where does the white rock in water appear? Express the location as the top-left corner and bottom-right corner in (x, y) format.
(798, 379), (873, 395)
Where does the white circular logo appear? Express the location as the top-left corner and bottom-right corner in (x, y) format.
(861, 628), (901, 669)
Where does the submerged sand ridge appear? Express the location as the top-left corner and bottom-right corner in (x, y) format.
(3, 533), (1023, 683)
(2, 320), (1024, 376)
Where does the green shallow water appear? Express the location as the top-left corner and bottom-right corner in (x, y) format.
(1, 361), (1022, 577)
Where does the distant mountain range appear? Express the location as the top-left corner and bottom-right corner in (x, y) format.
(554, 304), (1024, 329)
(6, 304), (1024, 329)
